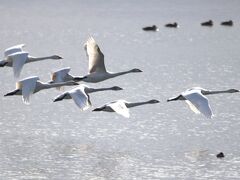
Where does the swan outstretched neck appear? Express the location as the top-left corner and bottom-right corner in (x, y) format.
(201, 88), (239, 95)
(4, 76), (78, 104)
(92, 99), (160, 118)
(167, 87), (239, 118)
(53, 84), (123, 110)
(27, 55), (62, 63)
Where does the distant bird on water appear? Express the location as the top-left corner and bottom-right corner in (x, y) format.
(50, 37), (142, 84)
(216, 152), (225, 158)
(0, 45), (62, 78)
(4, 76), (78, 104)
(201, 20), (213, 26)
(53, 84), (123, 110)
(167, 87), (239, 118)
(142, 25), (159, 31)
(165, 22), (178, 28)
(221, 20), (233, 26)
(93, 99), (160, 118)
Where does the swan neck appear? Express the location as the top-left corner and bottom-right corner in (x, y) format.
(39, 82), (73, 90)
(28, 56), (55, 62)
(109, 70), (132, 78)
(87, 87), (114, 93)
(202, 90), (232, 95)
(126, 101), (150, 108)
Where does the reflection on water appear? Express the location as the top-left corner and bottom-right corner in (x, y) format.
(0, 0), (240, 179)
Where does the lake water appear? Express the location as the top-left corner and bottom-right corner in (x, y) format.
(0, 0), (240, 179)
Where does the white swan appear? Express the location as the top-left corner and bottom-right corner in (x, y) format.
(49, 37), (142, 84)
(4, 76), (78, 104)
(53, 84), (123, 110)
(167, 87), (239, 118)
(92, 99), (160, 118)
(83, 37), (142, 82)
(0, 48), (62, 77)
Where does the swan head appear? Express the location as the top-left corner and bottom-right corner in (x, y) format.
(51, 55), (63, 60)
(111, 86), (123, 91)
(148, 99), (160, 104)
(131, 68), (142, 73)
(227, 89), (239, 93)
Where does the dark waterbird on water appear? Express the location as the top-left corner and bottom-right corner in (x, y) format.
(221, 20), (233, 26)
(165, 22), (178, 28)
(201, 20), (213, 26)
(142, 25), (159, 31)
(216, 152), (225, 158)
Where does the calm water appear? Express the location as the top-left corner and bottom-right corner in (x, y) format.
(0, 0), (240, 179)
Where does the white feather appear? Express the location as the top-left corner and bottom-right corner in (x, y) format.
(4, 44), (25, 57)
(68, 87), (91, 110)
(182, 89), (213, 119)
(51, 67), (71, 83)
(18, 76), (39, 104)
(8, 51), (28, 78)
(108, 100), (130, 118)
(85, 37), (106, 73)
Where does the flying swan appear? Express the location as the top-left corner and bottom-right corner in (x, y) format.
(53, 84), (123, 110)
(92, 99), (160, 118)
(0, 44), (62, 77)
(167, 87), (239, 118)
(4, 76), (78, 104)
(49, 37), (142, 84)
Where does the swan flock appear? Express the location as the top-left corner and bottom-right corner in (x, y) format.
(2, 37), (239, 118)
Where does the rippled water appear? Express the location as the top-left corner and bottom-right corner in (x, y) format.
(0, 0), (240, 179)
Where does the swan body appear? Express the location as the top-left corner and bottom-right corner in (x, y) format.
(93, 99), (160, 118)
(167, 87), (239, 118)
(4, 76), (78, 104)
(0, 47), (62, 77)
(53, 84), (123, 110)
